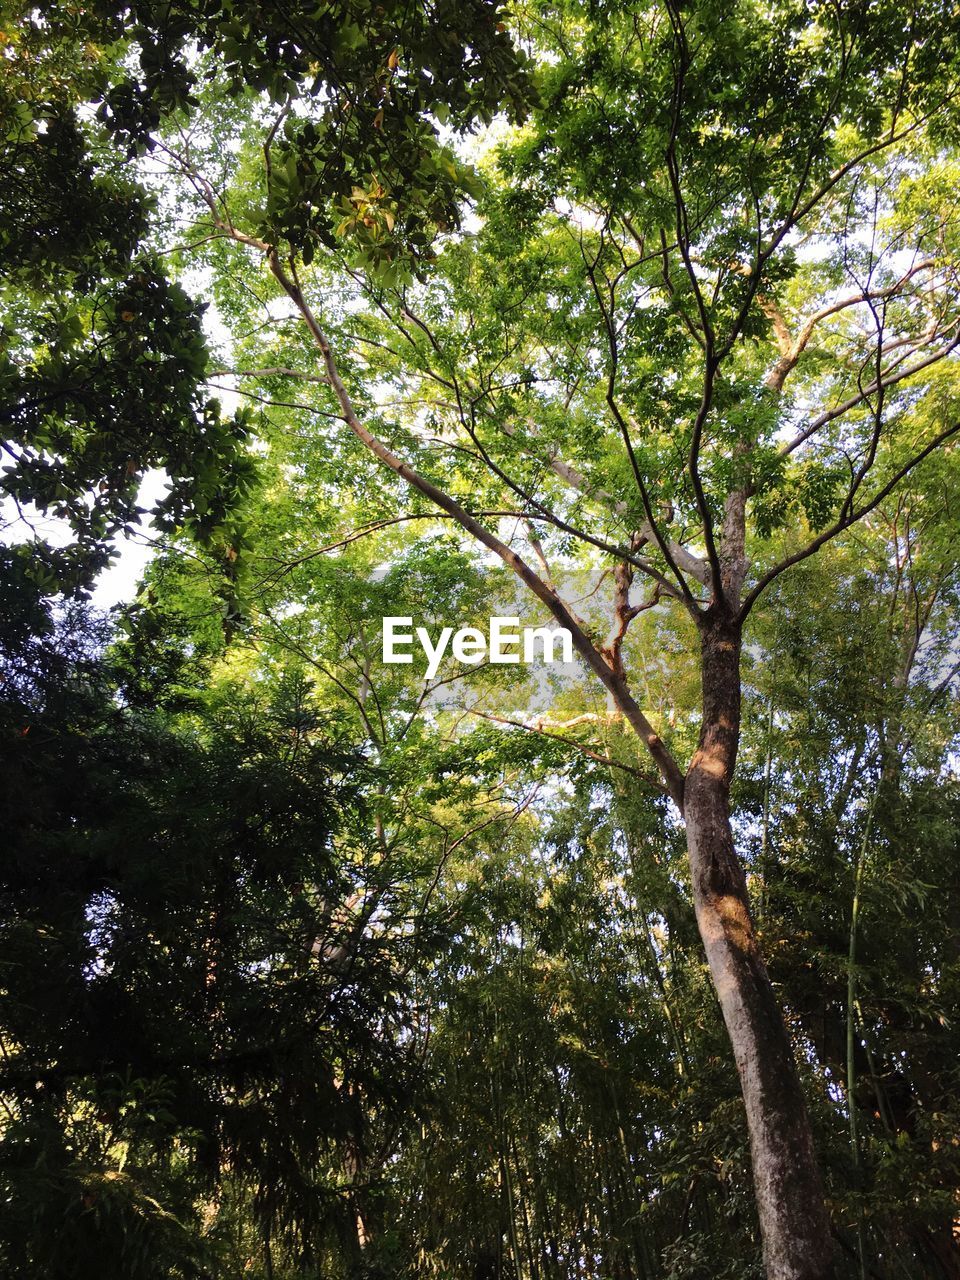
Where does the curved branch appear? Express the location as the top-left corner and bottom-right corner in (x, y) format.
(740, 419), (960, 620)
(779, 331), (960, 457)
(266, 249), (688, 808)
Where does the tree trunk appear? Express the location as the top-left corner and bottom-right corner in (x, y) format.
(279, 278), (838, 1276)
(684, 609), (835, 1279)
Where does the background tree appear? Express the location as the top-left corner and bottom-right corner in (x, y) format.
(0, 6), (257, 594)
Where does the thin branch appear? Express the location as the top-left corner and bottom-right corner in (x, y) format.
(466, 708), (670, 792)
(209, 367), (331, 384)
(779, 331), (960, 457)
(740, 419), (960, 619)
(265, 249), (687, 808)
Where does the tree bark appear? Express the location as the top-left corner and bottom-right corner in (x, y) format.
(258, 271), (837, 1277)
(683, 608), (835, 1279)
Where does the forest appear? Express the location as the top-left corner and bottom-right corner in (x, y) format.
(1, 2), (959, 1278)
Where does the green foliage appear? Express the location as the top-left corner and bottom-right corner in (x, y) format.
(0, 596), (435, 1277)
(0, 19), (257, 594)
(3, 1), (960, 1276)
(18, 0), (532, 276)
(0, 258), (257, 592)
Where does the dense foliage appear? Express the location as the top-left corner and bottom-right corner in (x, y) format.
(2, 0), (960, 1277)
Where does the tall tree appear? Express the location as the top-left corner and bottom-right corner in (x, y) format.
(0, 6), (257, 593)
(5, 2), (960, 1275)
(0, 583), (453, 1278)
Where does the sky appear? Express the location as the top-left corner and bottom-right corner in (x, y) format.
(2, 471), (165, 611)
(90, 524), (159, 608)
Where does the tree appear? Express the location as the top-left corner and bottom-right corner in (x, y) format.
(0, 583), (453, 1278)
(5, 2), (960, 1275)
(0, 7), (257, 594)
(743, 505), (960, 1276)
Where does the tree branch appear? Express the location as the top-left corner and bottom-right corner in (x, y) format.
(740, 419), (960, 619)
(264, 249), (687, 808)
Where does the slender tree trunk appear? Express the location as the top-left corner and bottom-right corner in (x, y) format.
(683, 609), (835, 1279)
(271, 281), (838, 1279)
